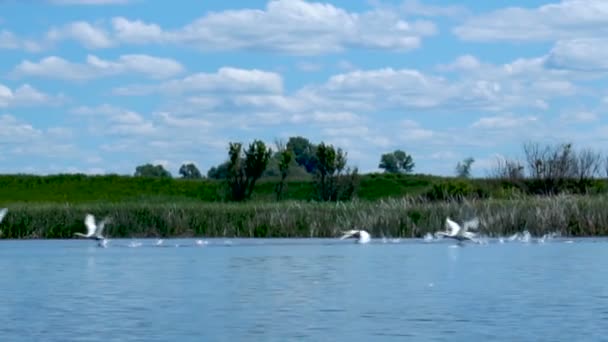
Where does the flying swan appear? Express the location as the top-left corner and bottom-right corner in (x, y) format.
(340, 229), (371, 244)
(75, 214), (111, 243)
(435, 217), (480, 243)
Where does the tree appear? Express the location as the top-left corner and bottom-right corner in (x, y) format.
(134, 163), (172, 178)
(226, 140), (272, 201)
(287, 136), (317, 173)
(455, 157), (474, 178)
(178, 163), (202, 179)
(207, 161), (230, 179)
(274, 140), (293, 200)
(314, 142), (358, 201)
(378, 150), (415, 174)
(490, 157), (525, 180)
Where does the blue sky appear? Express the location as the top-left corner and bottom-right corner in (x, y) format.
(1, 0), (607, 177)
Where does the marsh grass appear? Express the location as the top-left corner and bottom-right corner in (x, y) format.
(1, 194), (607, 239)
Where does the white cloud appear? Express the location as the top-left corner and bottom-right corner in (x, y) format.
(14, 54), (184, 81)
(109, 0), (436, 54)
(545, 39), (608, 71)
(399, 119), (435, 141)
(4, 1), (437, 54)
(299, 59), (575, 113)
(46, 21), (113, 49)
(471, 115), (538, 129)
(0, 30), (43, 52)
(454, 0), (608, 42)
(111, 17), (164, 44)
(437, 54), (481, 71)
(113, 67), (282, 95)
(0, 114), (42, 143)
(0, 83), (60, 107)
(72, 104), (156, 136)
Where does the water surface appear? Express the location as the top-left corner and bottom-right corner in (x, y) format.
(1, 237), (607, 341)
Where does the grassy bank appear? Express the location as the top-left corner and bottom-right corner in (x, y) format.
(0, 173), (444, 203)
(1, 195), (607, 239)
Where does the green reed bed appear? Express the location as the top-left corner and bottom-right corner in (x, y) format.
(1, 194), (608, 239)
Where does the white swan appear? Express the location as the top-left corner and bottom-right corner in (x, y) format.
(340, 229), (371, 244)
(435, 217), (480, 243)
(0, 208), (7, 223)
(75, 214), (110, 241)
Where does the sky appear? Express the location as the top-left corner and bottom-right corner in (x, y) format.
(1, 0), (607, 177)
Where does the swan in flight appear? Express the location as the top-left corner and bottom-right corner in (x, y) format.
(340, 229), (371, 244)
(75, 214), (110, 241)
(0, 208), (7, 223)
(435, 217), (480, 243)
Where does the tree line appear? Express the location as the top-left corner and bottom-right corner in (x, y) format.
(134, 136), (372, 202)
(133, 137), (608, 201)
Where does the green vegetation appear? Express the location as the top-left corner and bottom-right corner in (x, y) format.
(1, 195), (607, 239)
(2, 140), (608, 239)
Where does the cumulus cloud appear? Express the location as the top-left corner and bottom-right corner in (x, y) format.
(4, 0), (438, 54)
(454, 0), (608, 42)
(14, 54), (184, 81)
(113, 67), (283, 95)
(46, 22), (113, 49)
(545, 39), (608, 72)
(298, 58), (576, 113)
(0, 83), (60, 107)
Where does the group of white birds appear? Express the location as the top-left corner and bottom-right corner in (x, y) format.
(340, 216), (481, 244)
(0, 207), (481, 247)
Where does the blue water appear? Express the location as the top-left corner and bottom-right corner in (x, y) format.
(1, 237), (607, 341)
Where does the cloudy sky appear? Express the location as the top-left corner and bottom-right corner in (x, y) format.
(1, 0), (607, 176)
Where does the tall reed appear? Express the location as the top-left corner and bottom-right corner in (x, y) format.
(1, 195), (607, 239)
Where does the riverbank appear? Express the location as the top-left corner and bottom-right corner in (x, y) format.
(0, 195), (606, 239)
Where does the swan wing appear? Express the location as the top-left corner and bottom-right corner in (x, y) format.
(84, 214), (96, 237)
(340, 230), (359, 240)
(96, 217), (111, 236)
(445, 218), (461, 236)
(463, 217), (480, 232)
(0, 208), (7, 223)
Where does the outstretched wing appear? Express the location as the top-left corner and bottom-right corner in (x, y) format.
(0, 208), (7, 223)
(463, 217), (480, 232)
(445, 218), (461, 236)
(340, 230), (360, 240)
(84, 214), (96, 237)
(96, 217), (111, 236)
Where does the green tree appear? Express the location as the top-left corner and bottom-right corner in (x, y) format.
(379, 150), (415, 174)
(226, 140), (272, 201)
(274, 140), (293, 200)
(314, 142), (358, 201)
(178, 163), (202, 179)
(455, 157), (475, 178)
(134, 163), (172, 178)
(287, 136), (317, 173)
(207, 162), (230, 179)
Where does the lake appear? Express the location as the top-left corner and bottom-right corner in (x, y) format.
(0, 236), (607, 341)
